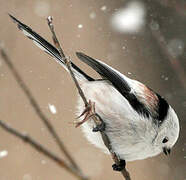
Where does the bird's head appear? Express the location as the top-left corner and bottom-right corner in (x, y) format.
(153, 106), (180, 156)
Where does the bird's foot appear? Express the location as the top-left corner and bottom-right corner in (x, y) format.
(92, 113), (105, 132)
(112, 159), (126, 171)
(75, 100), (95, 127)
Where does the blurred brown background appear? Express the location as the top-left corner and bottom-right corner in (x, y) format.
(0, 0), (186, 180)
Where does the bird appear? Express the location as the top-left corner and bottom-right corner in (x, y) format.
(9, 14), (180, 171)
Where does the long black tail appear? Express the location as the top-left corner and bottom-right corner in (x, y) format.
(9, 14), (94, 81)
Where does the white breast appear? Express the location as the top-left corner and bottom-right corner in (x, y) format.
(76, 80), (161, 161)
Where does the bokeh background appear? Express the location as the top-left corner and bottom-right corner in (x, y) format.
(0, 0), (186, 180)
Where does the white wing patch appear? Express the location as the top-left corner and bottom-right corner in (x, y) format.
(21, 29), (47, 52)
(33, 40), (49, 52)
(21, 28), (35, 39)
(21, 28), (55, 57)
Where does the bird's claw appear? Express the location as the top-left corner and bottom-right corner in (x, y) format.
(112, 159), (126, 171)
(75, 100), (95, 127)
(76, 100), (106, 132)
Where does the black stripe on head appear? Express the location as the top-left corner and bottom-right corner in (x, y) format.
(127, 93), (169, 126)
(156, 94), (169, 124)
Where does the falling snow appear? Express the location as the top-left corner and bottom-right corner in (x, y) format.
(78, 24), (83, 29)
(100, 5), (107, 11)
(150, 21), (160, 31)
(111, 1), (146, 34)
(122, 46), (126, 50)
(164, 77), (169, 81)
(167, 39), (184, 58)
(48, 104), (57, 114)
(89, 12), (96, 19)
(0, 150), (8, 158)
(161, 75), (169, 81)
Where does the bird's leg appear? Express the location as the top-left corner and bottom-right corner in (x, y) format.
(90, 101), (105, 132)
(112, 159), (126, 171)
(92, 113), (105, 132)
(75, 100), (95, 127)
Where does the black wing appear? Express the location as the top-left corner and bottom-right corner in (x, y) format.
(76, 52), (152, 118)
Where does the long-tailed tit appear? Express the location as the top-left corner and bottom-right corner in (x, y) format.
(9, 15), (180, 171)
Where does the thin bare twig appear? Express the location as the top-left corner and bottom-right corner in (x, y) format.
(0, 120), (87, 180)
(47, 16), (131, 180)
(0, 46), (87, 179)
(47, 16), (88, 106)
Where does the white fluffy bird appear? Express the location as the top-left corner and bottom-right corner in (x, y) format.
(9, 15), (180, 171)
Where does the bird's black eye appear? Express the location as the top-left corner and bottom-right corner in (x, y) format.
(162, 137), (169, 143)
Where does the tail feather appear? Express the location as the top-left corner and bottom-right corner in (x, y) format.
(9, 14), (94, 81)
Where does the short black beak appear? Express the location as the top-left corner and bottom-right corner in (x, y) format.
(163, 147), (171, 155)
